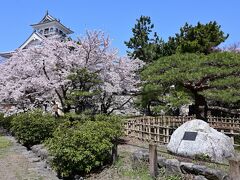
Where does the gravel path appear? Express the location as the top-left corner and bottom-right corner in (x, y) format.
(0, 135), (59, 180)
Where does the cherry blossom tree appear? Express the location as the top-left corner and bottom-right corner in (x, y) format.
(0, 31), (144, 114)
(0, 56), (5, 64)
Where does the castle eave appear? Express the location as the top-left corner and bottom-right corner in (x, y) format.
(31, 20), (73, 34)
(0, 51), (15, 58)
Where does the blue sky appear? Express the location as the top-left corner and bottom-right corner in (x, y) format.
(0, 0), (239, 55)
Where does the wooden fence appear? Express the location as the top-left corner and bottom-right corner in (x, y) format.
(124, 116), (240, 146)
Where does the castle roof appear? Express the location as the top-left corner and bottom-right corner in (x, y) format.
(19, 31), (45, 50)
(0, 11), (74, 59)
(31, 11), (73, 34)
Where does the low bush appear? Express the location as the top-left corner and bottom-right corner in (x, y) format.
(46, 115), (123, 178)
(0, 113), (4, 128)
(0, 113), (14, 132)
(11, 110), (58, 147)
(235, 135), (240, 151)
(63, 112), (123, 131)
(63, 112), (92, 122)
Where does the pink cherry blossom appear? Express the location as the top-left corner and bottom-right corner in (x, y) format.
(0, 31), (144, 114)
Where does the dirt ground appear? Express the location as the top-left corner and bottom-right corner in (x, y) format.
(86, 137), (235, 180)
(0, 135), (59, 180)
(0, 134), (237, 180)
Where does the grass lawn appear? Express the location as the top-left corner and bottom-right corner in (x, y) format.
(114, 151), (182, 180)
(0, 135), (12, 158)
(0, 136), (11, 148)
(125, 138), (230, 173)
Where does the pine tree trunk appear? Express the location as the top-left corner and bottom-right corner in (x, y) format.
(145, 102), (152, 116)
(193, 92), (208, 122)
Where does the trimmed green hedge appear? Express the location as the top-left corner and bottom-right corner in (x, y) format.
(46, 115), (123, 177)
(0, 113), (14, 132)
(2, 110), (123, 177)
(11, 110), (58, 147)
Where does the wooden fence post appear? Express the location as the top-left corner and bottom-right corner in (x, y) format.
(229, 156), (240, 180)
(112, 142), (118, 164)
(149, 143), (158, 178)
(124, 116), (240, 146)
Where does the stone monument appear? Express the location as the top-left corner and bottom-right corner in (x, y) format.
(167, 119), (235, 163)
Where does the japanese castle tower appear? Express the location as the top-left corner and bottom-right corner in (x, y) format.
(0, 11), (73, 59)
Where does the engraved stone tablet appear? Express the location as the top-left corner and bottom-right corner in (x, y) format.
(182, 131), (198, 141)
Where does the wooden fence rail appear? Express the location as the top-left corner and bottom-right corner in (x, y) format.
(124, 116), (240, 146)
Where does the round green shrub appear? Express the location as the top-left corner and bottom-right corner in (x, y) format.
(63, 112), (92, 122)
(0, 113), (3, 120)
(11, 110), (58, 147)
(0, 113), (5, 128)
(46, 117), (123, 177)
(0, 113), (14, 132)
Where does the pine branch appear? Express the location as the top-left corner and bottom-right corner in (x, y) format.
(208, 106), (240, 115)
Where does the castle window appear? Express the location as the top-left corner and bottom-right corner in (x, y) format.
(50, 28), (53, 32)
(44, 28), (49, 34)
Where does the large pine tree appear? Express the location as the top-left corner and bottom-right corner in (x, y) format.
(141, 52), (240, 120)
(125, 16), (165, 63)
(166, 21), (229, 55)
